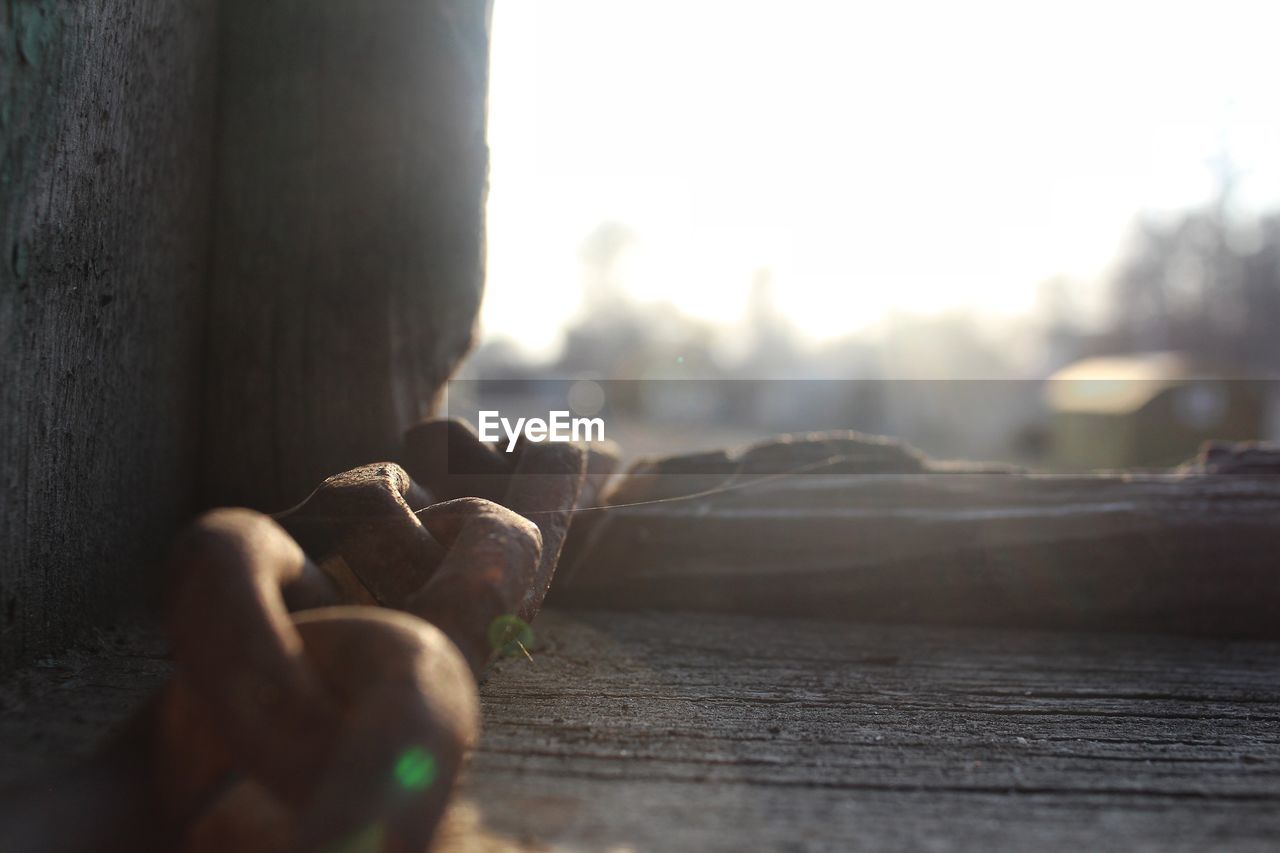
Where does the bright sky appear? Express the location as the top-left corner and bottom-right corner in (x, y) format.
(482, 0), (1280, 357)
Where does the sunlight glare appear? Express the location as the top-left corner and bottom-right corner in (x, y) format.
(483, 0), (1280, 357)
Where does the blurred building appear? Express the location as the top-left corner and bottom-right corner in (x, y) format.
(1044, 352), (1269, 469)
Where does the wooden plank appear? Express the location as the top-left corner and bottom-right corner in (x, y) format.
(559, 436), (1280, 637)
(4, 611), (1279, 851)
(0, 628), (170, 781)
(464, 610), (1280, 852)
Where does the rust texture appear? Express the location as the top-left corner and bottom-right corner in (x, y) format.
(1, 419), (615, 851)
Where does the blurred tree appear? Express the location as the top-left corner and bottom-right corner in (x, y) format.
(559, 222), (717, 383)
(1102, 156), (1280, 371)
(578, 221), (635, 318)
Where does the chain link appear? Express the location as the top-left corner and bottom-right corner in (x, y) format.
(10, 419), (616, 852)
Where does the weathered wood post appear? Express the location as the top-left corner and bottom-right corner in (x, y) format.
(0, 1), (218, 671)
(204, 0), (494, 509)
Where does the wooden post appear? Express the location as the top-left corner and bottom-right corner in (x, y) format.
(0, 0), (218, 671)
(203, 0), (493, 510)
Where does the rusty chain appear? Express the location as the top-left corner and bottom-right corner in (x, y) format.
(6, 418), (616, 853)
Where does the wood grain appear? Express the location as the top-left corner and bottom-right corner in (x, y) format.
(560, 438), (1280, 637)
(202, 0), (493, 510)
(467, 610), (1280, 852)
(0, 0), (218, 671)
(2, 611), (1278, 850)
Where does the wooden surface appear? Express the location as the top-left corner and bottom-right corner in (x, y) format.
(203, 0), (493, 511)
(0, 0), (218, 672)
(467, 610), (1280, 851)
(561, 437), (1280, 637)
(3, 610), (1279, 851)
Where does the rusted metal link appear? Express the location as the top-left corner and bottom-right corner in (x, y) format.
(5, 420), (616, 852)
(274, 459), (551, 673)
(172, 608), (478, 853)
(159, 509), (479, 852)
(408, 498), (542, 673)
(402, 418), (619, 621)
(163, 510), (344, 807)
(152, 424), (612, 846)
(275, 463), (445, 608)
